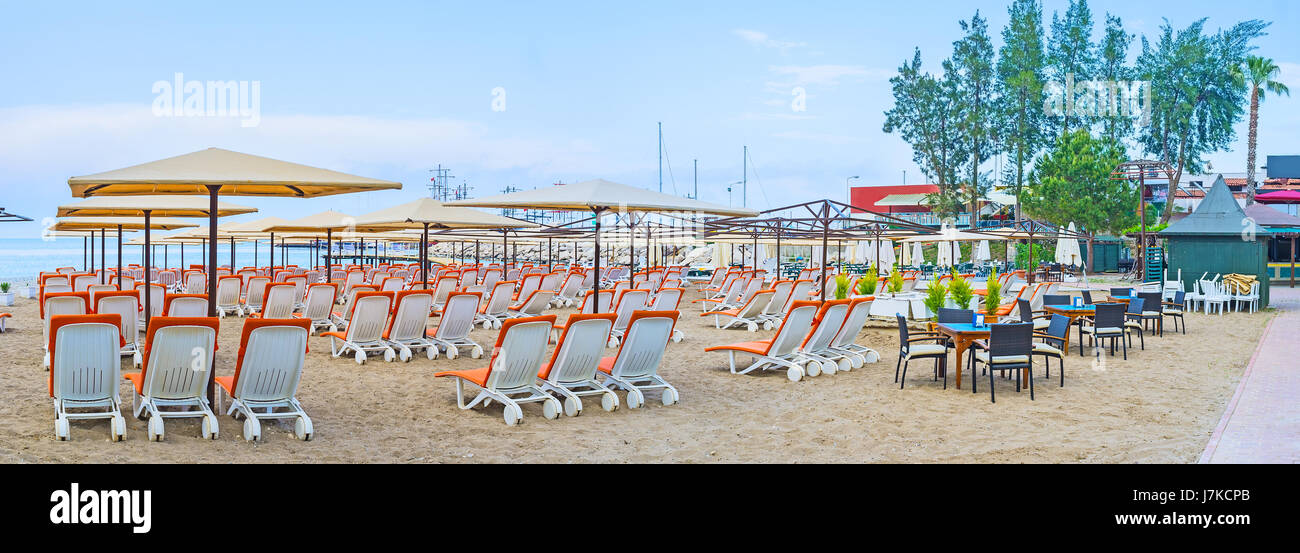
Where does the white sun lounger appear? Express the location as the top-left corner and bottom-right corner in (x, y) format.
(596, 310), (681, 408)
(705, 301), (821, 381)
(123, 316), (221, 441)
(322, 291), (397, 364)
(795, 299), (852, 376)
(216, 318), (314, 441)
(434, 315), (562, 426)
(428, 291), (484, 360)
(384, 290), (438, 361)
(48, 314), (127, 441)
(476, 280), (516, 329)
(538, 313), (621, 415)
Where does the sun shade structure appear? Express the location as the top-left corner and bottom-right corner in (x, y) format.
(49, 217), (199, 232)
(263, 211), (360, 283)
(0, 207), (33, 222)
(351, 198), (539, 288)
(448, 178), (757, 300)
(68, 148), (399, 409)
(56, 195), (258, 218)
(1255, 190), (1300, 204)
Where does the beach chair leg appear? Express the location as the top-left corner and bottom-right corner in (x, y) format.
(1028, 367), (1034, 400)
(899, 358), (909, 389)
(988, 367), (995, 403)
(894, 353), (902, 383)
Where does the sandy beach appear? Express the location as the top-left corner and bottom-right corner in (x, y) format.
(0, 286), (1272, 464)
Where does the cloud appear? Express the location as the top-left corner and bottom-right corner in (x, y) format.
(766, 64), (890, 88)
(732, 29), (805, 52)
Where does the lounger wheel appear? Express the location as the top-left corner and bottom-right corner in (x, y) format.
(762, 321), (774, 331)
(542, 397), (562, 420)
(747, 322), (758, 332)
(201, 414), (219, 440)
(600, 391), (619, 412)
(54, 417), (70, 441)
(820, 360), (838, 376)
(849, 355), (864, 369)
(503, 404), (523, 426)
(607, 337), (619, 348)
(626, 389), (645, 409)
(804, 361), (821, 378)
(863, 351), (880, 363)
(492, 321), (502, 329)
(147, 415), (165, 442)
(837, 358), (852, 373)
(661, 388), (679, 406)
(354, 350), (366, 365)
(470, 346), (483, 359)
(132, 352), (142, 368)
(481, 321), (492, 330)
(294, 416), (313, 441)
(446, 346), (458, 360)
(110, 416), (126, 442)
(786, 366), (804, 382)
(671, 332), (682, 343)
(563, 396), (582, 416)
(399, 348), (412, 362)
(242, 418), (262, 442)
(425, 347), (438, 360)
(383, 349), (396, 362)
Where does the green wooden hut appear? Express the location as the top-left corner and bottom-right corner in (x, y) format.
(1079, 235), (1123, 273)
(1159, 176), (1272, 306)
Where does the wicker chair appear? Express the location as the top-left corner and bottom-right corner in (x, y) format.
(969, 322), (1035, 403)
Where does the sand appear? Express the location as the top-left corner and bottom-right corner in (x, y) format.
(0, 286), (1272, 463)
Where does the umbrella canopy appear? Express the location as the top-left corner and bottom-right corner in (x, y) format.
(937, 242), (953, 267)
(56, 195), (257, 218)
(974, 240), (992, 263)
(220, 216), (293, 233)
(351, 198), (537, 231)
(911, 242), (925, 266)
(262, 211), (356, 233)
(447, 178), (758, 217)
(50, 217), (199, 232)
(67, 147), (401, 197)
(1255, 190), (1300, 204)
(1055, 223), (1083, 265)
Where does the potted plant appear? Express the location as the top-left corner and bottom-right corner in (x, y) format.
(856, 266), (878, 297)
(0, 283), (12, 307)
(923, 281), (947, 322)
(886, 266), (904, 295)
(982, 269), (1001, 323)
(834, 274), (851, 300)
(947, 272), (974, 311)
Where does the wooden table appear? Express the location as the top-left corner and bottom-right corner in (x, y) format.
(935, 323), (990, 390)
(1042, 304), (1094, 356)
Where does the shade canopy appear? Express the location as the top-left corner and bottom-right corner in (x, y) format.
(68, 148), (402, 198)
(447, 178), (758, 217)
(350, 198), (538, 231)
(1255, 190), (1300, 204)
(56, 195), (258, 218)
(1243, 203), (1300, 228)
(262, 211), (357, 233)
(0, 207), (33, 222)
(1055, 223), (1083, 265)
(51, 217), (200, 231)
(220, 216), (294, 233)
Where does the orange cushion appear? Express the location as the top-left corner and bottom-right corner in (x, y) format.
(703, 339), (773, 355)
(214, 375), (235, 394)
(122, 372), (144, 395)
(320, 331), (346, 341)
(433, 366), (490, 386)
(595, 356), (616, 375)
(703, 308), (740, 317)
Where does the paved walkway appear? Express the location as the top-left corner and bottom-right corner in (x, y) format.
(1200, 286), (1300, 463)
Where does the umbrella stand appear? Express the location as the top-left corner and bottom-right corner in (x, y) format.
(269, 231), (275, 269)
(820, 215), (829, 302)
(592, 208), (604, 307)
(422, 222), (431, 289)
(229, 237), (235, 272)
(325, 229), (332, 282)
(143, 210), (153, 330)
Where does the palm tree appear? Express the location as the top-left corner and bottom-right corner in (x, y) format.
(1240, 56), (1290, 203)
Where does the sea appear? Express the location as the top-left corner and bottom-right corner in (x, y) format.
(0, 238), (418, 285)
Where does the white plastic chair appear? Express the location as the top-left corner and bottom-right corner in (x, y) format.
(428, 291), (484, 360)
(434, 315), (561, 426)
(538, 313), (621, 416)
(705, 301), (821, 381)
(294, 283), (339, 334)
(475, 280), (516, 329)
(216, 318), (314, 441)
(384, 290), (439, 361)
(597, 310), (682, 408)
(322, 292), (396, 364)
(215, 276), (244, 318)
(48, 314), (127, 441)
(123, 317), (221, 441)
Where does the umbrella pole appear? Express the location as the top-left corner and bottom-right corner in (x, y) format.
(475, 240), (480, 266)
(143, 210), (152, 330)
(820, 220), (829, 301)
(1291, 235), (1295, 288)
(423, 223), (430, 290)
(270, 232), (275, 269)
(179, 242), (183, 271)
(164, 244), (168, 270)
(628, 216), (636, 286)
(116, 224), (123, 289)
(230, 237), (235, 271)
(89, 233), (95, 277)
(204, 185), (221, 412)
(325, 229), (332, 283)
(83, 236), (87, 272)
(593, 208), (602, 308)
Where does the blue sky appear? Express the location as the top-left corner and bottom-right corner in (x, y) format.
(1, 0), (1296, 237)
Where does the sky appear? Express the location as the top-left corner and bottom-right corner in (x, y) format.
(1, 0), (1296, 238)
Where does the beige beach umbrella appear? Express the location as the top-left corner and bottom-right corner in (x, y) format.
(449, 178), (757, 299)
(263, 211), (359, 282)
(351, 198), (538, 288)
(53, 196), (256, 323)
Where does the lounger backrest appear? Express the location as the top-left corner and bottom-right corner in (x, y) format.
(345, 292), (394, 342)
(516, 274), (542, 299)
(302, 283), (338, 320)
(605, 310), (679, 379)
(705, 270), (726, 288)
(343, 271), (365, 295)
(184, 272), (205, 293)
(739, 277), (763, 300)
(163, 294), (208, 317)
(244, 276), (270, 308)
(137, 283), (165, 318)
(785, 280), (815, 313)
(763, 280), (794, 315)
(484, 280), (516, 315)
(73, 274), (97, 292)
(87, 284), (117, 304)
(287, 276), (308, 304)
(48, 314), (122, 400)
(387, 290), (433, 341)
(260, 283), (297, 319)
(831, 297), (873, 348)
(380, 276), (405, 292)
(738, 290), (776, 317)
(767, 302), (820, 356)
(458, 268), (478, 288)
(650, 288), (683, 311)
(579, 290), (614, 314)
(540, 272), (562, 292)
(803, 300), (850, 352)
(431, 276), (459, 304)
(720, 278), (746, 304)
(95, 292), (140, 346)
(485, 315), (556, 390)
(514, 290), (556, 316)
(216, 276), (242, 308)
(435, 292), (481, 341)
(543, 314), (616, 384)
(481, 268), (502, 290)
(612, 289), (650, 332)
(230, 318), (311, 402)
(558, 273), (583, 297)
(139, 317), (220, 400)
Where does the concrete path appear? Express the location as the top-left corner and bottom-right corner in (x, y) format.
(1200, 286), (1300, 463)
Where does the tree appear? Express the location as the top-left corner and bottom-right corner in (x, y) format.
(1136, 18), (1268, 221)
(950, 11), (998, 225)
(1238, 56), (1290, 203)
(996, 0), (1047, 223)
(1022, 129), (1133, 272)
(1095, 14), (1135, 144)
(884, 49), (967, 219)
(1046, 0), (1096, 135)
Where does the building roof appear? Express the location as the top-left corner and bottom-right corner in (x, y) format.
(1160, 176), (1271, 237)
(849, 184), (939, 213)
(1244, 203), (1300, 228)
